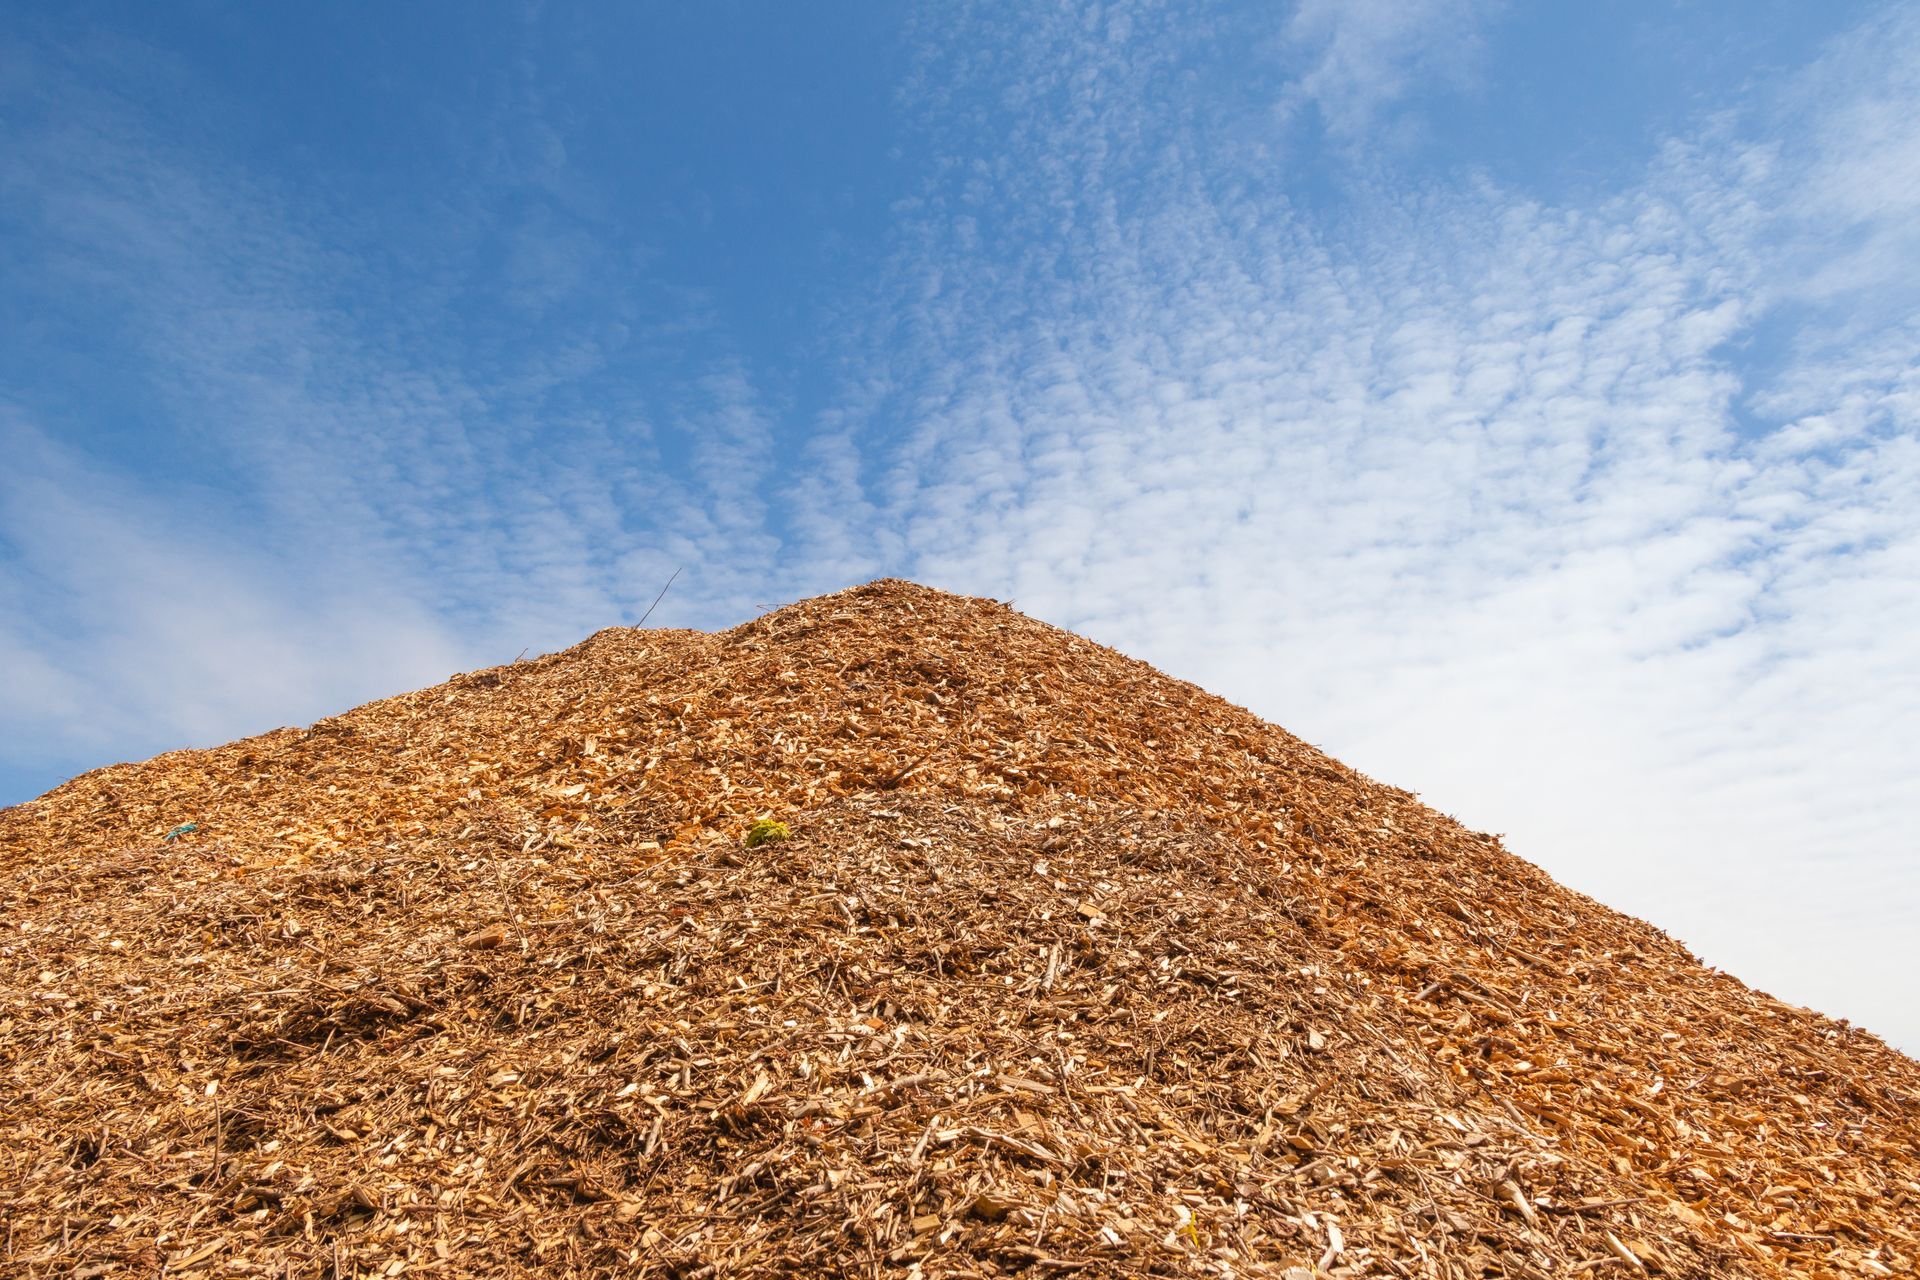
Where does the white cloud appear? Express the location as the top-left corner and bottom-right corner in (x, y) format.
(1775, 5), (1920, 305)
(0, 414), (472, 759)
(1279, 0), (1504, 143)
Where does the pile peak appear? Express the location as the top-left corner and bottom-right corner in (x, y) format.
(3, 582), (1915, 1278)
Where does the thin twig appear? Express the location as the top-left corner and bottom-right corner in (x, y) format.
(638, 567), (683, 628)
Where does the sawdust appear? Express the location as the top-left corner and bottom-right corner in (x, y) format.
(2, 580), (1914, 1278)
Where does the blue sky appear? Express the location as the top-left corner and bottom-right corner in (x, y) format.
(4, 2), (1917, 1048)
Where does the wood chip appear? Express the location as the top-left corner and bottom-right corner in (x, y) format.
(1, 581), (1913, 1279)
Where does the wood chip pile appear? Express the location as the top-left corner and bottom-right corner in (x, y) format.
(2, 580), (1915, 1279)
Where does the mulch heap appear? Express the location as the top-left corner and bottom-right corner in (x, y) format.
(2, 581), (1916, 1280)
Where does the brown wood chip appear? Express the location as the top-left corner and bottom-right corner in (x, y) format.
(1, 581), (1914, 1279)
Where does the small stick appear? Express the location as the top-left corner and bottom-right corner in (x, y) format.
(638, 567), (682, 628)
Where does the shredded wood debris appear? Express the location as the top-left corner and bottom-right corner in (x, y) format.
(2, 580), (1915, 1279)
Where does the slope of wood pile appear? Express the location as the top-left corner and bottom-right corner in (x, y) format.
(2, 580), (1915, 1279)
